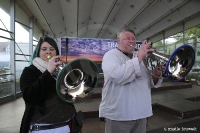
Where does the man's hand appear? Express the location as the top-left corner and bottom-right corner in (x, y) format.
(153, 65), (166, 77)
(137, 40), (154, 63)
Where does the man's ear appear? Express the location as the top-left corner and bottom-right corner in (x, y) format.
(117, 38), (120, 44)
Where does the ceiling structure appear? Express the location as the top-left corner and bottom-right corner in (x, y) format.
(21, 0), (200, 41)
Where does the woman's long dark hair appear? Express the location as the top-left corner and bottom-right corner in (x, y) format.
(30, 37), (59, 64)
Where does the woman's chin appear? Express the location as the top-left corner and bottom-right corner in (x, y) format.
(41, 58), (48, 62)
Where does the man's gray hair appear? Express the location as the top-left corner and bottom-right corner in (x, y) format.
(117, 27), (135, 38)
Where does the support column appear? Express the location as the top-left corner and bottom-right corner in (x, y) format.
(10, 0), (16, 99)
(29, 16), (34, 61)
(163, 31), (165, 54)
(183, 22), (185, 44)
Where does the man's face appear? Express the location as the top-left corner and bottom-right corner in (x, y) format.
(39, 42), (57, 62)
(118, 31), (136, 54)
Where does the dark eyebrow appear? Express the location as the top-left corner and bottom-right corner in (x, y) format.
(41, 46), (54, 48)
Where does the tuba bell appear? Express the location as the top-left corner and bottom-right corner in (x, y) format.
(51, 58), (99, 103)
(142, 44), (195, 82)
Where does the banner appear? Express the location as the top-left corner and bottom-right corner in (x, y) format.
(61, 37), (142, 63)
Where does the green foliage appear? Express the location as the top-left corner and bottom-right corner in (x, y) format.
(152, 40), (163, 50)
(0, 67), (10, 71)
(16, 79), (20, 83)
(173, 33), (183, 41)
(194, 61), (200, 68)
(185, 25), (200, 40)
(186, 72), (200, 81)
(172, 25), (200, 42)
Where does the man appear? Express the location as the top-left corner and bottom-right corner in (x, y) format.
(99, 27), (163, 133)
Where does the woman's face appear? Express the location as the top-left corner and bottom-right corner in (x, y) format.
(39, 42), (57, 62)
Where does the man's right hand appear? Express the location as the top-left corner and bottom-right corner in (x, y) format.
(137, 40), (154, 63)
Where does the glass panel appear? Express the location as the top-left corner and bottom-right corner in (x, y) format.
(0, 38), (10, 71)
(0, 37), (10, 54)
(15, 22), (29, 55)
(185, 25), (200, 82)
(152, 40), (164, 53)
(33, 39), (38, 46)
(15, 18), (31, 94)
(0, 29), (11, 39)
(0, 82), (12, 97)
(16, 61), (29, 93)
(0, 39), (11, 98)
(0, 7), (10, 31)
(33, 40), (38, 55)
(0, 4), (11, 98)
(0, 68), (11, 81)
(165, 33), (183, 55)
(0, 8), (11, 39)
(16, 54), (30, 62)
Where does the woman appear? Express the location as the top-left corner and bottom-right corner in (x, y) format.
(20, 37), (76, 133)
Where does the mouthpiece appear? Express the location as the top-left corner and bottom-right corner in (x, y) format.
(47, 55), (51, 59)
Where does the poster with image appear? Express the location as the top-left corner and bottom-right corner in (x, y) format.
(60, 37), (142, 63)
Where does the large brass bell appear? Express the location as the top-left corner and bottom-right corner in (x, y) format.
(143, 44), (195, 82)
(53, 58), (99, 103)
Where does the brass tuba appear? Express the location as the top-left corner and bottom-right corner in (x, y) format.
(142, 44), (195, 82)
(52, 58), (99, 103)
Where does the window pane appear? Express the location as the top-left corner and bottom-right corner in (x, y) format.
(0, 82), (12, 97)
(0, 29), (11, 39)
(152, 40), (164, 53)
(165, 33), (183, 55)
(0, 39), (10, 68)
(16, 54), (30, 62)
(16, 61), (29, 93)
(0, 7), (10, 31)
(0, 63), (12, 97)
(185, 25), (200, 82)
(0, 4), (11, 97)
(15, 22), (29, 55)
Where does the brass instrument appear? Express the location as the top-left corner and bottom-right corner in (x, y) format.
(48, 57), (99, 103)
(142, 44), (195, 82)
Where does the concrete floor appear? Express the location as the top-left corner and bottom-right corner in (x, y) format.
(0, 86), (200, 133)
(82, 110), (200, 133)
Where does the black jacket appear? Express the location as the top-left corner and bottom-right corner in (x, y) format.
(19, 65), (75, 133)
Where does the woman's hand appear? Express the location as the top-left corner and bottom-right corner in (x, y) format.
(137, 40), (154, 63)
(47, 55), (63, 74)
